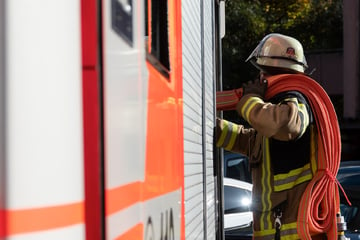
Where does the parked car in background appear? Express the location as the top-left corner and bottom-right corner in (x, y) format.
(337, 161), (360, 239)
(222, 158), (360, 239)
(223, 177), (253, 240)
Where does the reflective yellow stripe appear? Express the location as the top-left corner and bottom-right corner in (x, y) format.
(216, 120), (239, 150)
(244, 100), (259, 123)
(282, 97), (298, 104)
(274, 173), (312, 192)
(274, 163), (311, 181)
(281, 98), (310, 139)
(240, 97), (263, 123)
(283, 222), (298, 231)
(310, 125), (318, 175)
(260, 138), (272, 230)
(227, 124), (239, 150)
(273, 163), (313, 191)
(254, 222), (299, 239)
(254, 228), (276, 237)
(216, 120), (229, 147)
(298, 103), (309, 137)
(299, 103), (309, 127)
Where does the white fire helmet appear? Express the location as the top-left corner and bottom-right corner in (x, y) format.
(246, 33), (308, 74)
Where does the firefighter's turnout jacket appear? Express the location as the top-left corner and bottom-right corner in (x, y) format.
(217, 85), (318, 239)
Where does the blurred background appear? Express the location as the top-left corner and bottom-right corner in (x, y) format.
(221, 0), (359, 161)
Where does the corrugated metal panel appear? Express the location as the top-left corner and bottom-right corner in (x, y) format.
(182, 0), (216, 239)
(182, 0), (203, 237)
(203, 0), (216, 239)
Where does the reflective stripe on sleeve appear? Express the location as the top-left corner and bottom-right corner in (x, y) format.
(298, 103), (310, 137)
(281, 97), (310, 139)
(240, 97), (264, 124)
(216, 120), (239, 150)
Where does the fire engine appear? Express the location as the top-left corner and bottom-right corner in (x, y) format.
(0, 0), (226, 239)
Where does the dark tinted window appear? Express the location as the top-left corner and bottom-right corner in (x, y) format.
(145, 0), (170, 78)
(224, 185), (251, 214)
(150, 0), (169, 70)
(111, 0), (133, 46)
(226, 157), (250, 182)
(224, 151), (251, 183)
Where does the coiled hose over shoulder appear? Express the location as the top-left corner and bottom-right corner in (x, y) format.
(216, 74), (344, 239)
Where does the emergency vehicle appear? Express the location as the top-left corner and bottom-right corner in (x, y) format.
(0, 0), (227, 239)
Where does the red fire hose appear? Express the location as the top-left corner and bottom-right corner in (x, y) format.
(216, 74), (348, 239)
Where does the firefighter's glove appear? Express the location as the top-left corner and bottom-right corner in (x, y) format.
(242, 79), (268, 99)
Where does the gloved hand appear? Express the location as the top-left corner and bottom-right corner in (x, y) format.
(242, 79), (268, 99)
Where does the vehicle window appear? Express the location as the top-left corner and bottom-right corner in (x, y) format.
(111, 0), (133, 46)
(225, 155), (252, 183)
(145, 0), (170, 78)
(224, 185), (251, 214)
(226, 158), (248, 182)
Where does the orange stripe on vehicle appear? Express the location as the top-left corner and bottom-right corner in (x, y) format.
(105, 179), (183, 216)
(115, 223), (143, 240)
(142, 0), (184, 239)
(4, 202), (84, 235)
(104, 0), (185, 239)
(106, 181), (142, 215)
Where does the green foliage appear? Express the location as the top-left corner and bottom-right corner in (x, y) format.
(222, 0), (343, 89)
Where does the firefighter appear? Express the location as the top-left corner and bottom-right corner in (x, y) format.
(216, 33), (327, 239)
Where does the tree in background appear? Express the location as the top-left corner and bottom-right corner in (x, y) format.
(221, 0), (343, 122)
(222, 0), (343, 89)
